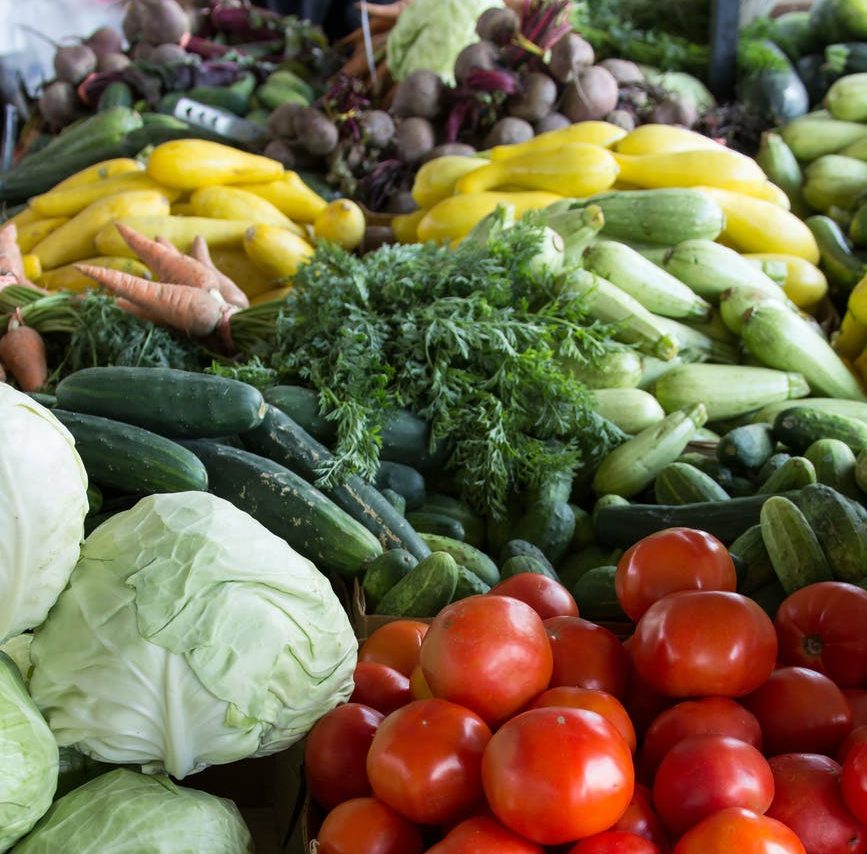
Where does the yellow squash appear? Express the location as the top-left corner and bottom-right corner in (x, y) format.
(21, 254), (41, 282)
(30, 171), (177, 218)
(417, 191), (562, 244)
(51, 158), (144, 192)
(232, 171), (328, 223)
(834, 310), (867, 359)
(615, 124), (727, 156)
(613, 148), (767, 193)
(189, 185), (303, 233)
(16, 218), (69, 253)
(411, 156), (487, 209)
(700, 188), (820, 264)
(313, 199), (365, 250)
(170, 201), (196, 216)
(487, 121), (627, 160)
(251, 285), (293, 305)
(391, 208), (427, 244)
(456, 143), (618, 197)
(744, 253), (828, 308)
(146, 140), (283, 190)
(209, 248), (274, 298)
(5, 207), (41, 228)
(41, 256), (153, 292)
(94, 215), (256, 256)
(243, 224), (314, 279)
(847, 273), (867, 327)
(31, 190), (171, 270)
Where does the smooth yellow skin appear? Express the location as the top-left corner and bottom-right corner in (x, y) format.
(411, 156), (487, 209)
(30, 172), (178, 218)
(5, 207), (40, 228)
(744, 253), (828, 308)
(31, 190), (171, 269)
(250, 285), (293, 306)
(313, 199), (365, 250)
(615, 124), (726, 156)
(94, 215), (253, 257)
(208, 248), (274, 298)
(487, 121), (627, 160)
(41, 256), (152, 292)
(834, 310), (867, 360)
(51, 158), (143, 192)
(21, 254), (41, 282)
(391, 208), (427, 244)
(190, 185), (303, 234)
(16, 218), (69, 253)
(232, 171), (328, 223)
(146, 140), (283, 190)
(243, 224), (314, 279)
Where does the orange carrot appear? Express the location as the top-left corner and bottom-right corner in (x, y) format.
(357, 1), (409, 20)
(75, 264), (230, 337)
(115, 297), (167, 326)
(0, 223), (26, 283)
(155, 235), (184, 256)
(190, 236), (249, 308)
(0, 310), (47, 391)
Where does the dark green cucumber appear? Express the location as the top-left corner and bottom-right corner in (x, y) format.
(380, 489), (407, 515)
(243, 406), (430, 560)
(98, 82), (133, 111)
(417, 494), (485, 549)
(795, 483), (867, 583)
(363, 549), (418, 610)
(375, 462), (426, 510)
(729, 525), (775, 594)
(760, 495), (834, 594)
(806, 214), (867, 292)
(485, 498), (523, 556)
(515, 500), (576, 565)
(184, 440), (381, 576)
(452, 564), (491, 600)
(52, 409), (208, 494)
(500, 554), (559, 580)
(654, 462), (730, 504)
(757, 452), (792, 484)
(751, 579), (788, 619)
(774, 406), (867, 454)
(499, 539), (556, 574)
(56, 367), (267, 438)
(263, 386), (333, 442)
(419, 533), (500, 586)
(592, 494), (631, 526)
(558, 546), (623, 588)
(678, 453), (737, 490)
(406, 512), (465, 540)
(27, 392), (56, 408)
(571, 566), (629, 622)
(594, 492), (802, 547)
(717, 424), (775, 471)
(728, 475), (757, 497)
(757, 456), (817, 494)
(528, 470), (574, 505)
(86, 483), (103, 515)
(805, 438), (860, 499)
(569, 505), (596, 551)
(858, 448), (867, 493)
(374, 552), (459, 617)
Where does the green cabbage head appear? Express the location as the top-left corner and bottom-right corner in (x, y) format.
(30, 492), (357, 779)
(0, 386), (88, 642)
(11, 768), (253, 853)
(0, 652), (58, 851)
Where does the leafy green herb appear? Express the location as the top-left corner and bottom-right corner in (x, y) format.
(207, 356), (277, 390)
(264, 219), (620, 517)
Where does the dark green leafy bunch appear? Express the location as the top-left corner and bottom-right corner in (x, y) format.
(266, 219), (621, 518)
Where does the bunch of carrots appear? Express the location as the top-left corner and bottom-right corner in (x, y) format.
(0, 220), (275, 392)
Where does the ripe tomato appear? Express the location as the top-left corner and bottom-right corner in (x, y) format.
(609, 783), (669, 851)
(409, 664), (432, 700)
(316, 797), (423, 854)
(842, 741), (867, 825)
(630, 591), (777, 698)
(529, 686), (636, 752)
(305, 703), (384, 809)
(567, 830), (660, 853)
(358, 620), (429, 677)
(652, 734), (774, 836)
(425, 816), (544, 853)
(743, 666), (852, 756)
(350, 662), (412, 715)
(490, 573), (579, 619)
(673, 807), (806, 854)
(622, 652), (674, 741)
(845, 689), (867, 729)
(545, 616), (630, 699)
(615, 527), (736, 622)
(420, 596), (552, 725)
(766, 753), (866, 854)
(774, 582), (867, 689)
(482, 707), (634, 845)
(641, 697), (763, 778)
(366, 698), (491, 825)
(839, 725), (867, 764)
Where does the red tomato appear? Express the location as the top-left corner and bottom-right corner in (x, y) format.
(845, 689), (867, 729)
(529, 686), (637, 752)
(490, 573), (579, 619)
(839, 725), (867, 764)
(615, 527), (736, 621)
(358, 620), (429, 677)
(641, 697), (763, 778)
(482, 707), (635, 845)
(305, 703), (384, 809)
(420, 596), (553, 726)
(316, 797), (423, 854)
(743, 667), (852, 756)
(766, 753), (867, 854)
(350, 662), (412, 715)
(425, 816), (544, 853)
(673, 807), (806, 854)
(567, 830), (660, 853)
(366, 698), (491, 825)
(652, 734), (774, 836)
(408, 664), (432, 700)
(609, 783), (670, 851)
(545, 616), (630, 698)
(774, 582), (867, 689)
(631, 591), (777, 698)
(842, 741), (867, 825)
(623, 652), (674, 742)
